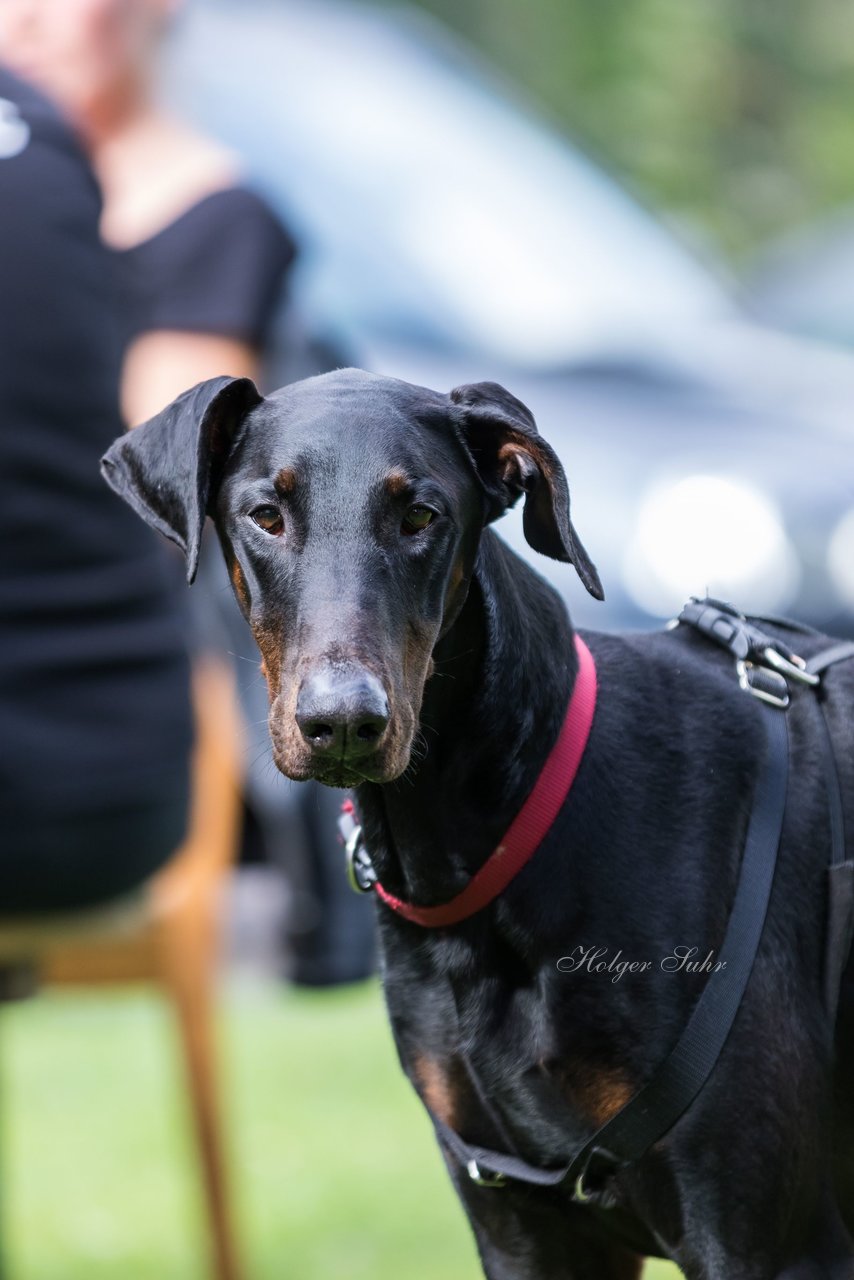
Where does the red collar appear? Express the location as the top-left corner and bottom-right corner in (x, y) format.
(374, 634), (597, 928)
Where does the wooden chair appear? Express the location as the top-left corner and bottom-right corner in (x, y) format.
(0, 656), (245, 1280)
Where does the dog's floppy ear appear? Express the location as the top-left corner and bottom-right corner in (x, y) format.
(450, 381), (603, 600)
(101, 376), (263, 583)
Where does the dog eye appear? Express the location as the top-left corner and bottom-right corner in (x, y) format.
(402, 505), (436, 535)
(250, 505), (284, 536)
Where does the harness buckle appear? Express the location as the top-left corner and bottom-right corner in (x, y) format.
(736, 659), (790, 709)
(760, 646), (820, 687)
(466, 1159), (508, 1189)
(677, 597), (821, 709)
(571, 1147), (620, 1210)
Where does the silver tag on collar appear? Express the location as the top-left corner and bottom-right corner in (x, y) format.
(338, 804), (377, 894)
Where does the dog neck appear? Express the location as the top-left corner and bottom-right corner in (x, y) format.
(356, 529), (577, 907)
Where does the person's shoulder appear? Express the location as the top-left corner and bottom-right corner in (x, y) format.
(99, 112), (239, 247)
(103, 114), (297, 344)
(175, 184), (294, 248)
(153, 120), (245, 209)
(102, 113), (291, 265)
(122, 173), (296, 276)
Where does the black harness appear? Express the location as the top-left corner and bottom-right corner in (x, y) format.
(364, 599), (854, 1258)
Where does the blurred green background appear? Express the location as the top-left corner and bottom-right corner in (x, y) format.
(4, 986), (680, 1279)
(393, 0), (854, 260)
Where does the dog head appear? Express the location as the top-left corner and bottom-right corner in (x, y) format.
(102, 369), (601, 786)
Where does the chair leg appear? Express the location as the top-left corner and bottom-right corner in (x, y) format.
(156, 906), (242, 1280)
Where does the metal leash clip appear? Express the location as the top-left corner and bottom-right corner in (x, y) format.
(466, 1160), (508, 1189)
(571, 1147), (620, 1211)
(337, 800), (377, 894)
(676, 597), (818, 710)
(759, 645), (819, 687)
(736, 659), (791, 709)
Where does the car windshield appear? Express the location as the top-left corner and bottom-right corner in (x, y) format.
(167, 0), (733, 365)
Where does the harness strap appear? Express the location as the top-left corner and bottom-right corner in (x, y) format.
(568, 703), (787, 1179)
(423, 606), (854, 1212)
(824, 860), (854, 1024)
(805, 642), (854, 1021)
(806, 642), (854, 677)
(429, 697), (789, 1206)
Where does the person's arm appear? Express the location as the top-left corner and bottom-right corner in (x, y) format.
(122, 330), (258, 426)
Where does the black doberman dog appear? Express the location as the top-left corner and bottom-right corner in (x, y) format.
(103, 369), (854, 1279)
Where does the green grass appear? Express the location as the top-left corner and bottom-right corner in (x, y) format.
(1, 984), (681, 1278)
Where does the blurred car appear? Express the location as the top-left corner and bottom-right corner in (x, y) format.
(164, 0), (854, 635)
(746, 207), (854, 351)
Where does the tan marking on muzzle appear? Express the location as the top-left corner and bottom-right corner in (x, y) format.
(230, 558), (250, 613)
(403, 621), (436, 724)
(413, 1055), (459, 1129)
(252, 621), (284, 695)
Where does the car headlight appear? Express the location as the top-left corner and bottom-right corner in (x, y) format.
(622, 474), (800, 618)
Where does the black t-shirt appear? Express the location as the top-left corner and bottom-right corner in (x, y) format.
(0, 68), (193, 816)
(116, 185), (296, 347)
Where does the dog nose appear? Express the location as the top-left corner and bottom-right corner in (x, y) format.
(295, 670), (390, 758)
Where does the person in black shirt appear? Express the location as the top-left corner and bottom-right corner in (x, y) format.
(0, 3), (374, 982)
(0, 66), (192, 911)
